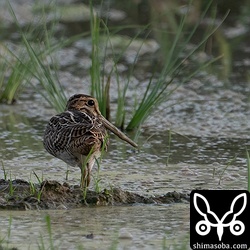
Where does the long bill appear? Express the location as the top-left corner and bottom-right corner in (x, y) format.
(100, 116), (138, 148)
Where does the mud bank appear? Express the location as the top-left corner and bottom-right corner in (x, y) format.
(0, 179), (189, 210)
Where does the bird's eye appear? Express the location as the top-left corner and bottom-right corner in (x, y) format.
(87, 99), (95, 106)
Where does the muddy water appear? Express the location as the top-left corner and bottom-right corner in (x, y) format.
(0, 204), (189, 249)
(0, 60), (249, 250)
(0, 105), (248, 194)
(0, 93), (248, 249)
(1, 1), (250, 249)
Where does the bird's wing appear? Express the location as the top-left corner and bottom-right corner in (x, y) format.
(43, 110), (107, 156)
(43, 110), (93, 152)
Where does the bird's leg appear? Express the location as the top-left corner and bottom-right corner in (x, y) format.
(80, 163), (90, 188)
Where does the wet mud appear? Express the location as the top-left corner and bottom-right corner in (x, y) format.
(0, 179), (189, 210)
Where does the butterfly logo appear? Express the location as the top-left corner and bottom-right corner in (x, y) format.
(193, 193), (247, 241)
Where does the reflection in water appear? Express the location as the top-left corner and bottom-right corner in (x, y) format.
(0, 105), (45, 160)
(0, 1), (249, 248)
(0, 102), (248, 249)
(0, 204), (189, 250)
(0, 109), (248, 192)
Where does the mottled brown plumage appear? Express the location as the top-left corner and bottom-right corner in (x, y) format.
(43, 94), (137, 187)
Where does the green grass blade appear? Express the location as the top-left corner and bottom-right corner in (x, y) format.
(126, 1), (228, 131)
(7, 1), (67, 111)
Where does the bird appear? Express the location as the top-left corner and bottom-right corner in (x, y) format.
(43, 94), (138, 188)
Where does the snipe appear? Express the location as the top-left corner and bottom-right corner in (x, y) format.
(43, 94), (138, 187)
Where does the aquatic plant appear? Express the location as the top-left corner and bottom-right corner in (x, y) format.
(38, 215), (55, 250)
(0, 216), (12, 250)
(33, 170), (44, 185)
(87, 0), (228, 133)
(0, 46), (32, 104)
(3, 0), (227, 135)
(89, 1), (108, 117)
(92, 135), (109, 193)
(0, 7), (32, 103)
(0, 162), (17, 197)
(29, 171), (44, 201)
(218, 155), (237, 185)
(126, 1), (228, 131)
(88, 1), (146, 124)
(65, 166), (70, 181)
(8, 174), (14, 197)
(29, 180), (36, 196)
(7, 1), (67, 112)
(45, 215), (55, 250)
(4, 1), (85, 111)
(93, 158), (102, 193)
(1, 161), (8, 180)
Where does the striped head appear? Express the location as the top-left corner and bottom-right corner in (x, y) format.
(65, 94), (138, 148)
(66, 94), (101, 117)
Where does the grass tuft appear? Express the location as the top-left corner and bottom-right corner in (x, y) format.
(3, 0), (229, 138)
(1, 161), (8, 180)
(5, 1), (70, 111)
(126, 1), (229, 131)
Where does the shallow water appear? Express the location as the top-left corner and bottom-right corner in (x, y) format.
(1, 1), (250, 249)
(0, 204), (189, 249)
(0, 97), (248, 249)
(0, 106), (248, 194)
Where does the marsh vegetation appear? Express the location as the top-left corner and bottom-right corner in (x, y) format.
(0, 0), (250, 249)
